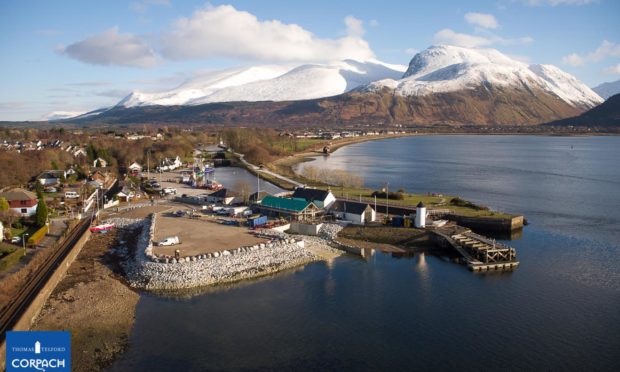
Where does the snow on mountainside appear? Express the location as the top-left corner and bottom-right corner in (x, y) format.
(44, 111), (87, 121)
(593, 79), (620, 100)
(364, 45), (603, 109)
(118, 60), (406, 108)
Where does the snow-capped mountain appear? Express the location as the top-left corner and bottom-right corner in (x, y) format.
(117, 60), (406, 108)
(364, 45), (602, 109)
(592, 79), (620, 100)
(43, 111), (87, 121)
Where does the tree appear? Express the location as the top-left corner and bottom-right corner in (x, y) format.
(36, 198), (48, 227)
(0, 197), (8, 212)
(35, 182), (44, 198)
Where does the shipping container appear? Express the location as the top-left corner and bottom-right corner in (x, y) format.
(248, 215), (268, 228)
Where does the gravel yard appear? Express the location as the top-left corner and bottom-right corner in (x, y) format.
(152, 213), (266, 257)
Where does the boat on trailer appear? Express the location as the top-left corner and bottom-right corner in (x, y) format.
(90, 223), (115, 233)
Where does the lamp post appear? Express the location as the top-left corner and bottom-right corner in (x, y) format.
(22, 233), (29, 256)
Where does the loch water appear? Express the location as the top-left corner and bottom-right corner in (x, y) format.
(111, 135), (620, 371)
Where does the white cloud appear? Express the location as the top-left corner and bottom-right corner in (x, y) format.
(59, 27), (158, 67)
(433, 28), (533, 48)
(131, 0), (170, 13)
(160, 5), (375, 62)
(344, 16), (365, 37)
(434, 29), (492, 48)
(404, 48), (419, 56)
(604, 63), (620, 74)
(562, 40), (620, 67)
(562, 53), (584, 66)
(464, 12), (499, 29)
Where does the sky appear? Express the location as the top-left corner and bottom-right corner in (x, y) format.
(0, 0), (619, 121)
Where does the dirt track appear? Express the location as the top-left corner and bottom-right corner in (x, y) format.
(32, 226), (141, 371)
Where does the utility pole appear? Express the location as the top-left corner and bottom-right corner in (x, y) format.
(22, 233), (29, 256)
(386, 182), (389, 219)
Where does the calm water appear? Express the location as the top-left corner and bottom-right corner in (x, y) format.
(211, 166), (284, 195)
(111, 136), (620, 371)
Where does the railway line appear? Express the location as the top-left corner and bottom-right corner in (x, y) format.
(0, 215), (92, 342)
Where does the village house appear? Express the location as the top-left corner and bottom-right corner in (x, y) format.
(0, 188), (38, 217)
(257, 196), (321, 221)
(36, 170), (66, 186)
(207, 188), (243, 205)
(128, 162), (142, 175)
(329, 200), (376, 225)
(291, 187), (336, 209)
(156, 156), (183, 172)
(93, 157), (108, 167)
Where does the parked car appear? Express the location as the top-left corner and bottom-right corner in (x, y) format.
(157, 236), (180, 246)
(64, 191), (79, 199)
(44, 187), (57, 193)
(162, 187), (177, 195)
(11, 236), (21, 244)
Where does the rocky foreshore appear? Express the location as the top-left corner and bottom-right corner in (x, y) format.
(106, 216), (342, 290)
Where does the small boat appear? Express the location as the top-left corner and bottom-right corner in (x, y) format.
(90, 223), (115, 233)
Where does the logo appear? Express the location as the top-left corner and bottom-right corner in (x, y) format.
(6, 331), (70, 372)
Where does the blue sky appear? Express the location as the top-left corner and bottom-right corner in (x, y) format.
(0, 0), (618, 121)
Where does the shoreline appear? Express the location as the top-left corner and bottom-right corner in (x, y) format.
(115, 216), (344, 291)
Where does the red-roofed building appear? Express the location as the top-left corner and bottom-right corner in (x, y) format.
(0, 188), (38, 216)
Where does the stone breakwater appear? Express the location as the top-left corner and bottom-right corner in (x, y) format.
(106, 215), (320, 290)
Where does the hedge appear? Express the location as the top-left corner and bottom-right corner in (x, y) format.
(27, 225), (48, 247)
(0, 248), (23, 271)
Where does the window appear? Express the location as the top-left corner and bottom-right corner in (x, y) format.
(21, 208), (27, 214)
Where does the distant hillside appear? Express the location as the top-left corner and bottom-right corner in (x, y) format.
(544, 94), (620, 127)
(61, 84), (586, 127)
(593, 79), (620, 100)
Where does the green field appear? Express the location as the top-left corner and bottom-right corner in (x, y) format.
(323, 186), (516, 220)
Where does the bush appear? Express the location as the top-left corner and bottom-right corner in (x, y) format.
(27, 225), (48, 247)
(13, 220), (23, 229)
(371, 191), (405, 200)
(450, 197), (488, 211)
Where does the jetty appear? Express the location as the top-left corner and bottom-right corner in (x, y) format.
(432, 228), (519, 272)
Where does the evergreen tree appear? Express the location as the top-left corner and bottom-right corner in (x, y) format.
(35, 182), (44, 198)
(36, 198), (48, 227)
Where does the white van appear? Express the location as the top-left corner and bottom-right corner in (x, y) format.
(65, 191), (79, 199)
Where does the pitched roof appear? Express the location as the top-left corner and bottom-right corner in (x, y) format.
(210, 188), (241, 198)
(249, 191), (271, 202)
(292, 188), (331, 202)
(0, 188), (37, 201)
(330, 200), (372, 215)
(260, 196), (314, 212)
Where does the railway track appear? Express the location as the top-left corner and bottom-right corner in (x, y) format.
(0, 215), (92, 342)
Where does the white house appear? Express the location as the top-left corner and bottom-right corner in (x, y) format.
(128, 162), (142, 174)
(157, 156), (183, 172)
(329, 201), (376, 225)
(37, 170), (66, 186)
(0, 188), (38, 217)
(291, 188), (336, 209)
(206, 189), (243, 205)
(93, 157), (108, 167)
(0, 221), (4, 241)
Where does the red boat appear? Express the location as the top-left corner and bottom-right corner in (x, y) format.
(90, 223), (115, 233)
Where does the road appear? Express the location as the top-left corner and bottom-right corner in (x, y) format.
(234, 151), (304, 188)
